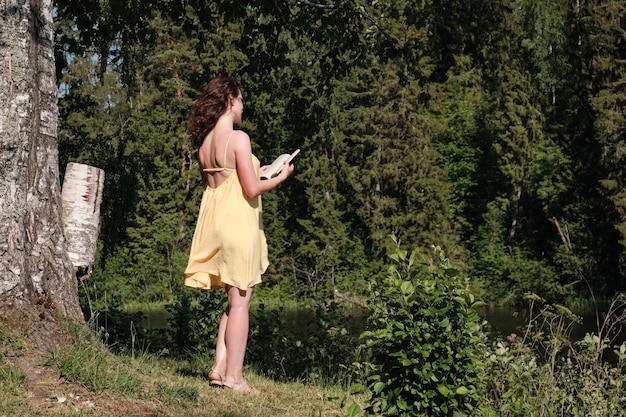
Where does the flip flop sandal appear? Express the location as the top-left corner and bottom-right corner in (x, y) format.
(209, 369), (224, 387)
(223, 380), (259, 395)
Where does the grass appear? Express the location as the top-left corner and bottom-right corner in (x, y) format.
(1, 354), (359, 417)
(0, 323), (362, 417)
(7, 287), (626, 417)
(0, 362), (27, 416)
(4, 303), (626, 417)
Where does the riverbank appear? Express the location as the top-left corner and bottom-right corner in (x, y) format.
(4, 300), (626, 416)
(1, 341), (357, 417)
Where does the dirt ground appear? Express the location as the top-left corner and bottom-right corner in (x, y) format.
(1, 311), (167, 417)
(7, 347), (166, 417)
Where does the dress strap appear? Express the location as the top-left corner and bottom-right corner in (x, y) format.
(223, 131), (234, 167)
(203, 131), (236, 172)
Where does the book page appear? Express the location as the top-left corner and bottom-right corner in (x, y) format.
(260, 149), (300, 180)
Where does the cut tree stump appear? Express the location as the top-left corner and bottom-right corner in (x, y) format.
(60, 163), (105, 280)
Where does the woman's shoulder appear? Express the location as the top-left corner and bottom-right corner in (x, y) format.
(231, 129), (250, 141)
(230, 130), (252, 150)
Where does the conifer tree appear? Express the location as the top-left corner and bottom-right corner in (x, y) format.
(573, 0), (626, 290)
(53, 0), (626, 307)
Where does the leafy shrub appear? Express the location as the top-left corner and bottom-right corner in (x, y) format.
(357, 245), (483, 417)
(478, 293), (626, 416)
(248, 301), (366, 384)
(167, 290), (365, 383)
(247, 304), (289, 378)
(166, 292), (224, 355)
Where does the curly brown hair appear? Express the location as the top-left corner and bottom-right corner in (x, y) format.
(189, 77), (242, 148)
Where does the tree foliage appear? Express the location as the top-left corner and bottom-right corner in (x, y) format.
(54, 0), (626, 309)
(359, 245), (482, 417)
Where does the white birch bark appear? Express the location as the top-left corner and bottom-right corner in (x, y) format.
(0, 0), (83, 323)
(61, 163), (105, 279)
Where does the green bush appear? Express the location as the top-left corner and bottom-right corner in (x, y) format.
(357, 244), (483, 417)
(248, 301), (366, 384)
(478, 293), (626, 416)
(166, 292), (224, 355)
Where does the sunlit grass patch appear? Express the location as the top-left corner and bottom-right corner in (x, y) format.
(0, 362), (26, 415)
(50, 322), (142, 395)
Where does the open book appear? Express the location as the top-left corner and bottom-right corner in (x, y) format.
(260, 149), (300, 180)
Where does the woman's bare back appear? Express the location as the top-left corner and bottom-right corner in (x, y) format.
(199, 129), (237, 189)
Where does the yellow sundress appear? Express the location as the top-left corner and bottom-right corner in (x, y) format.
(184, 135), (269, 291)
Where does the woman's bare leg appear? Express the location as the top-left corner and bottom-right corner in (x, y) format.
(223, 285), (253, 386)
(210, 309), (229, 383)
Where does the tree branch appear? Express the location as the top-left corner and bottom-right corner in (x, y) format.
(298, 0), (349, 10)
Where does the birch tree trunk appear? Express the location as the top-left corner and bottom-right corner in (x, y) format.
(61, 163), (105, 279)
(0, 0), (84, 333)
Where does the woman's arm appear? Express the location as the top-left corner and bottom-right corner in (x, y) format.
(232, 131), (294, 199)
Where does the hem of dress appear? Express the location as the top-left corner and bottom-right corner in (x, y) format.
(184, 273), (262, 291)
(184, 276), (222, 290)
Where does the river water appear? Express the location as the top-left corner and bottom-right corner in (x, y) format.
(141, 304), (626, 346)
(478, 305), (626, 344)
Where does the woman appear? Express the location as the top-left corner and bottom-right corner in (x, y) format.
(184, 77), (294, 393)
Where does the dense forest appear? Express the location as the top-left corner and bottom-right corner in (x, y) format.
(53, 0), (626, 311)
